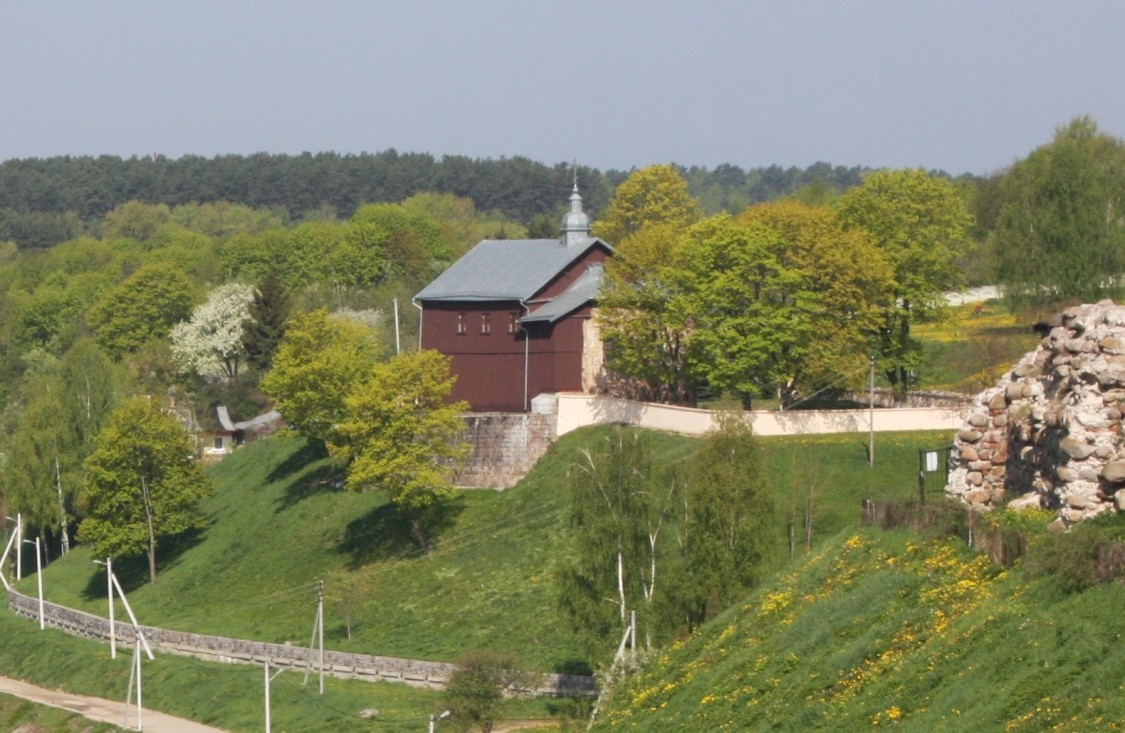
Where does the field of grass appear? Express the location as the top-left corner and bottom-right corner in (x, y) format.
(0, 612), (560, 732)
(913, 301), (1041, 392)
(4, 424), (954, 730)
(592, 528), (1125, 732)
(16, 427), (947, 670)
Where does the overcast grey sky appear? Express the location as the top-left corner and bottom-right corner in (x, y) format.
(2, 1), (1121, 175)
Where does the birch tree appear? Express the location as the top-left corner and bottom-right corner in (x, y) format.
(557, 428), (677, 660)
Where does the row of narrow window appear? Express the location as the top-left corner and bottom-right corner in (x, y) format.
(457, 312), (518, 335)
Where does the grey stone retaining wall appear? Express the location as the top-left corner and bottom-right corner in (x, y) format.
(456, 412), (557, 489)
(7, 589), (595, 696)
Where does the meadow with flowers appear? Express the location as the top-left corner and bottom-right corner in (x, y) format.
(593, 528), (1125, 731)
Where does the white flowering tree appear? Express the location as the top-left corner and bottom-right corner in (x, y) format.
(171, 282), (256, 381)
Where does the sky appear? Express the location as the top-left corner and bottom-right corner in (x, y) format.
(1, 1), (1122, 176)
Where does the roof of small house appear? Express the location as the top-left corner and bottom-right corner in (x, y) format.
(414, 236), (611, 303)
(521, 263), (604, 324)
(215, 405), (237, 433)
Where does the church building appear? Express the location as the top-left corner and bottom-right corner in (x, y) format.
(413, 185), (612, 412)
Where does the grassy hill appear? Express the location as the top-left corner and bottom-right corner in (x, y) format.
(591, 528), (1125, 732)
(22, 426), (948, 673)
(4, 424), (953, 730)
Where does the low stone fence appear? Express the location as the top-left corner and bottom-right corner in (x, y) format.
(6, 590), (595, 697)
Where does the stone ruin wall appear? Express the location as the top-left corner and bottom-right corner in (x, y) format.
(947, 301), (1125, 524)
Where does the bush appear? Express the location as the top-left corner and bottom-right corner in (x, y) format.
(443, 649), (537, 733)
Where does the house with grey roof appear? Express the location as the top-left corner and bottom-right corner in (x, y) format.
(414, 184), (612, 411)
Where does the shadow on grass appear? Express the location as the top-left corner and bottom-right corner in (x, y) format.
(80, 525), (209, 599)
(267, 438), (330, 483)
(336, 497), (465, 569)
(267, 440), (349, 513)
(553, 659), (594, 676)
(274, 463), (347, 513)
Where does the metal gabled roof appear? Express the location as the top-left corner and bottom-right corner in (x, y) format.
(521, 263), (604, 324)
(414, 237), (610, 303)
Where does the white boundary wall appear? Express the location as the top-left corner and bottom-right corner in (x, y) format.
(556, 393), (966, 437)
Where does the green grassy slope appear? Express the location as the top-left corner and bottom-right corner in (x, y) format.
(19, 427), (950, 675)
(592, 528), (1125, 732)
(0, 612), (550, 733)
(0, 691), (120, 732)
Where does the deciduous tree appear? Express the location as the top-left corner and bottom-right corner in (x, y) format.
(836, 169), (973, 394)
(170, 282), (256, 381)
(596, 223), (699, 404)
(592, 164), (701, 244)
(78, 397), (213, 583)
(88, 263), (196, 357)
(734, 201), (894, 401)
(678, 413), (774, 626)
(260, 308), (382, 446)
(444, 649), (536, 733)
(992, 116), (1125, 307)
(557, 428), (677, 660)
(332, 349), (468, 550)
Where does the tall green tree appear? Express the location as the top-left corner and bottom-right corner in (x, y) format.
(592, 164), (701, 244)
(260, 309), (382, 446)
(444, 649), (535, 733)
(836, 169), (973, 394)
(88, 263), (196, 358)
(678, 413), (774, 626)
(596, 223), (700, 404)
(78, 397), (213, 583)
(992, 116), (1125, 307)
(332, 349), (468, 550)
(59, 339), (122, 454)
(4, 369), (80, 556)
(732, 201), (894, 403)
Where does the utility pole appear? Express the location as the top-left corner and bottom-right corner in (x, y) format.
(318, 580), (325, 695)
(95, 558), (116, 659)
(868, 354), (876, 468)
(23, 537), (43, 629)
(303, 580), (325, 695)
(264, 660), (284, 733)
(393, 297), (401, 355)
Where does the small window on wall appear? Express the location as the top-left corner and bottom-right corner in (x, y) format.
(508, 312), (518, 334)
(214, 436), (225, 451)
(481, 313), (491, 334)
(457, 313), (467, 334)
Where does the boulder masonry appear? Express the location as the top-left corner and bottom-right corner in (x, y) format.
(946, 300), (1125, 525)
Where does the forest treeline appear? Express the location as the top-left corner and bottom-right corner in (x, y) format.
(0, 151), (880, 250)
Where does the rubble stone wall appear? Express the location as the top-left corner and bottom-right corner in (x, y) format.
(947, 301), (1125, 523)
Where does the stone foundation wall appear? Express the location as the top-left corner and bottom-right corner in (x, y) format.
(456, 412), (558, 489)
(6, 589), (595, 696)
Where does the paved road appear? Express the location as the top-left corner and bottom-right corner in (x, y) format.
(0, 675), (228, 732)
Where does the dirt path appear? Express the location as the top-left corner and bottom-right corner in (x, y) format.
(0, 675), (228, 732)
